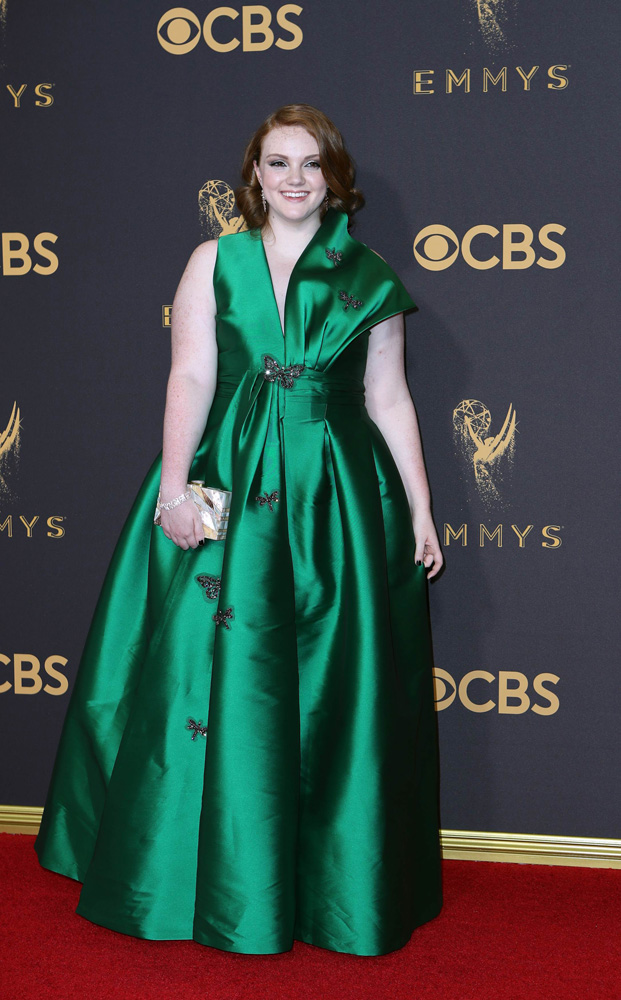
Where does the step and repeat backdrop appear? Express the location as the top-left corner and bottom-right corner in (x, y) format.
(1, 2), (618, 839)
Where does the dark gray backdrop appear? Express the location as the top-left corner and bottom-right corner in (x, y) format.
(2, 1), (619, 838)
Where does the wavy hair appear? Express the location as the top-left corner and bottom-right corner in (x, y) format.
(235, 104), (365, 235)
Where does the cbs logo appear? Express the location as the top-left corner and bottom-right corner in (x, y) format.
(0, 654), (69, 695)
(433, 668), (559, 715)
(1, 233), (59, 276)
(157, 5), (303, 54)
(413, 224), (566, 270)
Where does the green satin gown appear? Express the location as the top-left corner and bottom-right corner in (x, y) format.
(34, 206), (443, 956)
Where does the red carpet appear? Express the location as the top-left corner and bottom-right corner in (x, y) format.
(1, 833), (619, 1000)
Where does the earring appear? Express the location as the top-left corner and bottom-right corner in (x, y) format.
(324, 189), (330, 209)
(260, 185), (267, 213)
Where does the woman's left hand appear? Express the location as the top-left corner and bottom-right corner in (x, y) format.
(412, 510), (444, 580)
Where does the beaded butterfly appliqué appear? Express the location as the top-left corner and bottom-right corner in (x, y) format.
(262, 355), (305, 389)
(185, 717), (208, 741)
(338, 290), (363, 311)
(212, 606), (234, 628)
(195, 574), (221, 601)
(256, 490), (280, 511)
(325, 247), (343, 266)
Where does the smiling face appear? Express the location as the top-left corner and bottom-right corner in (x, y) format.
(253, 125), (328, 226)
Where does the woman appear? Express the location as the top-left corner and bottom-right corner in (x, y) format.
(35, 103), (444, 956)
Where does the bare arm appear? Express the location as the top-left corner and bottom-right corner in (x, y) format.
(363, 310), (443, 579)
(159, 238), (219, 549)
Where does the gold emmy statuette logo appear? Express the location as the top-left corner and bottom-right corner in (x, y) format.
(0, 0), (7, 58)
(453, 399), (517, 506)
(0, 401), (21, 498)
(163, 180), (247, 325)
(198, 179), (247, 239)
(0, 401), (66, 537)
(474, 0), (517, 53)
(411, 3), (570, 96)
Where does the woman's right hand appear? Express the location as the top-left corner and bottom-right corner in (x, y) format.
(160, 499), (205, 549)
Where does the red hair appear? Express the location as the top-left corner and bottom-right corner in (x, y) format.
(235, 103), (365, 233)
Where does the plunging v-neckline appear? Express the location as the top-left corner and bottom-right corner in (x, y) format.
(258, 214), (330, 340)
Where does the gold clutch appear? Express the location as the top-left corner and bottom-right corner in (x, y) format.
(154, 480), (232, 540)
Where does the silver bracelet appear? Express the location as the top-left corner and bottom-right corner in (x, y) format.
(160, 489), (192, 511)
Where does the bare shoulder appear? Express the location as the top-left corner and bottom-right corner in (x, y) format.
(177, 238), (219, 302)
(172, 239), (220, 325)
(187, 237), (219, 272)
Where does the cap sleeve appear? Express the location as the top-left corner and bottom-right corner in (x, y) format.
(385, 274), (417, 316)
(364, 270), (418, 331)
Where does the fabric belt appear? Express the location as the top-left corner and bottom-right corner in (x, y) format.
(215, 363), (365, 406)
